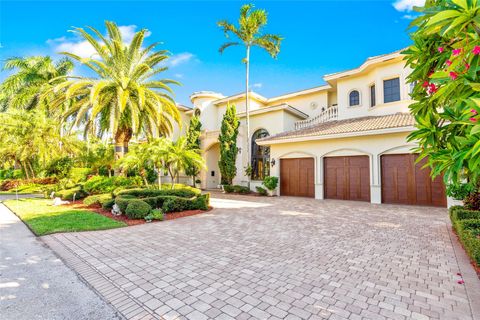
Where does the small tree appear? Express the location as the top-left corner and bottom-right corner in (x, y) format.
(184, 115), (202, 186)
(116, 143), (151, 187)
(218, 104), (239, 185)
(148, 138), (169, 190)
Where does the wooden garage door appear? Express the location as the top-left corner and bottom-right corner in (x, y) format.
(280, 158), (315, 197)
(381, 154), (446, 207)
(324, 156), (370, 202)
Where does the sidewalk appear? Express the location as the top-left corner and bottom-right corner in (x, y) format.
(0, 201), (121, 320)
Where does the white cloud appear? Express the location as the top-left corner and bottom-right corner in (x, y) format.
(167, 52), (195, 67)
(252, 83), (263, 89)
(174, 73), (184, 78)
(393, 0), (425, 12)
(47, 25), (151, 58)
(402, 14), (417, 20)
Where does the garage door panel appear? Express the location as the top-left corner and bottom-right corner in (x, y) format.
(280, 158), (314, 198)
(381, 154), (446, 207)
(324, 156), (370, 202)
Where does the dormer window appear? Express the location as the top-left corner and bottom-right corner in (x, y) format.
(349, 90), (360, 106)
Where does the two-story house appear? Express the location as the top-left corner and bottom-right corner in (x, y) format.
(176, 49), (447, 207)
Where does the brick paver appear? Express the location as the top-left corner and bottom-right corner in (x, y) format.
(42, 194), (477, 319)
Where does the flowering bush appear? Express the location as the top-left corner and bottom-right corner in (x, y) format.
(403, 0), (480, 191)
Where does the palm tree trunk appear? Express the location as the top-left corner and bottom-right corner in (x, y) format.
(114, 128), (132, 176)
(27, 160), (35, 179)
(21, 161), (30, 180)
(245, 45), (251, 189)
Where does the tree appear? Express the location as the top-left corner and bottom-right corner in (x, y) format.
(116, 143), (151, 186)
(184, 115), (202, 186)
(403, 0), (480, 191)
(218, 104), (240, 185)
(0, 109), (80, 179)
(163, 137), (205, 189)
(147, 138), (169, 190)
(218, 3), (283, 187)
(51, 21), (181, 161)
(0, 56), (73, 112)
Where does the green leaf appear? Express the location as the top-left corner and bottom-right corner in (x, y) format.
(426, 10), (460, 26)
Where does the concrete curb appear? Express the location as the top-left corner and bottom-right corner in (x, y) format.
(446, 221), (480, 320)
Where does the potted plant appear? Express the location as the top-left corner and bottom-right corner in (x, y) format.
(195, 179), (201, 189)
(446, 182), (475, 207)
(262, 176), (279, 196)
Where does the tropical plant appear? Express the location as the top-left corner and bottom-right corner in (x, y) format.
(0, 56), (73, 112)
(163, 137), (205, 189)
(0, 109), (80, 179)
(218, 3), (283, 188)
(147, 138), (169, 189)
(184, 114), (203, 186)
(116, 143), (152, 186)
(51, 21), (181, 160)
(403, 0), (480, 190)
(262, 176), (278, 191)
(218, 104), (240, 185)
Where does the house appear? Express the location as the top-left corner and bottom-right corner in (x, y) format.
(176, 49), (448, 207)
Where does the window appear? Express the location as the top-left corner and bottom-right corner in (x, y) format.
(251, 129), (270, 180)
(383, 78), (401, 103)
(349, 90), (360, 106)
(370, 85), (376, 107)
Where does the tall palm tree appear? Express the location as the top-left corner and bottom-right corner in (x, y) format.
(218, 4), (283, 187)
(51, 21), (181, 161)
(0, 56), (73, 112)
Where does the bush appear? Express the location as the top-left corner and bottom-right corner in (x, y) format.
(450, 206), (480, 266)
(83, 193), (112, 206)
(223, 185), (250, 194)
(151, 209), (164, 220)
(102, 199), (115, 210)
(70, 168), (92, 183)
(223, 185), (234, 193)
(125, 199), (151, 219)
(56, 186), (87, 201)
(256, 186), (268, 196)
(464, 192), (480, 211)
(263, 176), (279, 191)
(162, 193), (209, 213)
(117, 187), (198, 199)
(83, 175), (142, 194)
(46, 157), (73, 178)
(0, 178), (57, 191)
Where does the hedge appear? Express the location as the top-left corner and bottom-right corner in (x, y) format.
(450, 206), (480, 266)
(116, 187), (199, 199)
(83, 193), (112, 206)
(55, 186), (87, 201)
(224, 185), (250, 194)
(115, 193), (209, 214)
(83, 176), (142, 194)
(1, 177), (57, 191)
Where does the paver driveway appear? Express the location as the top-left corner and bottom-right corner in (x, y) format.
(43, 194), (478, 320)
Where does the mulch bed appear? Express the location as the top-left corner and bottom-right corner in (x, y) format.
(64, 200), (211, 226)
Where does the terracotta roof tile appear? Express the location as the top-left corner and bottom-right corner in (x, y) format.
(258, 113), (415, 143)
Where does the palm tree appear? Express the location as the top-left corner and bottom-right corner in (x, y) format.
(116, 143), (151, 186)
(0, 56), (73, 112)
(218, 3), (283, 187)
(164, 137), (205, 189)
(147, 138), (169, 190)
(51, 21), (181, 161)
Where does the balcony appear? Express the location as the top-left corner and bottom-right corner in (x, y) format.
(294, 105), (338, 130)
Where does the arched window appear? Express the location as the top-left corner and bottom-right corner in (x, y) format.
(349, 90), (360, 106)
(251, 129), (270, 180)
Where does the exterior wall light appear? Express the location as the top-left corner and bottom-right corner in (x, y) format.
(271, 158), (276, 167)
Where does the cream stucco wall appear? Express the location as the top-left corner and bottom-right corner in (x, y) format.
(268, 131), (416, 203)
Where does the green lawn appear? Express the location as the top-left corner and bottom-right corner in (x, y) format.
(3, 198), (126, 236)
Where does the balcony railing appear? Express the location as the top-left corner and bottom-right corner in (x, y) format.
(294, 105), (338, 130)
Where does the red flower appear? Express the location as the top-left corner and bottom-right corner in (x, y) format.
(471, 118), (478, 122)
(438, 47), (444, 53)
(453, 48), (462, 56)
(457, 280), (465, 284)
(446, 60), (452, 67)
(449, 71), (458, 80)
(427, 83), (438, 94)
(471, 109), (478, 115)
(473, 46), (480, 55)
(465, 63), (470, 70)
(422, 81), (429, 88)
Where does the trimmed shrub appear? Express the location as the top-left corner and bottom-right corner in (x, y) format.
(162, 194), (209, 213)
(117, 188), (198, 199)
(450, 206), (480, 266)
(115, 197), (131, 213)
(83, 175), (142, 194)
(0, 178), (57, 191)
(102, 199), (115, 210)
(263, 176), (279, 191)
(223, 185), (234, 193)
(83, 193), (112, 206)
(234, 185), (250, 194)
(125, 199), (151, 219)
(151, 209), (164, 220)
(464, 192), (480, 211)
(70, 168), (92, 183)
(56, 186), (87, 201)
(256, 186), (268, 196)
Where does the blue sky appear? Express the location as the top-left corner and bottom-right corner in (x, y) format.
(0, 0), (422, 106)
